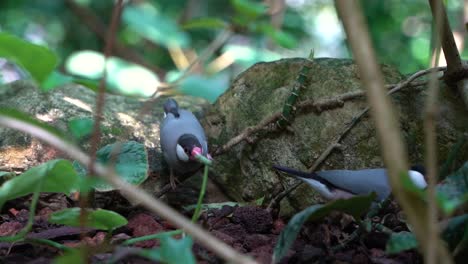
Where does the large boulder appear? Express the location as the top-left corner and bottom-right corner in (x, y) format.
(202, 58), (468, 216)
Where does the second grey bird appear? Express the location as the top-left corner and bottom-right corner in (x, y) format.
(160, 99), (209, 187)
(273, 165), (427, 201)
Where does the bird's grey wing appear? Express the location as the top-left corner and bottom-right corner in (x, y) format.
(160, 115), (181, 168)
(316, 169), (391, 200)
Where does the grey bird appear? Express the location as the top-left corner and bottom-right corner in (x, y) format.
(273, 165), (427, 201)
(160, 98), (209, 188)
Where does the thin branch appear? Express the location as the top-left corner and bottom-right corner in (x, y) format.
(428, 0), (468, 107)
(81, 0), (124, 233)
(0, 116), (257, 264)
(334, 0), (452, 262)
(425, 2), (444, 264)
(427, 0), (464, 76)
(214, 68), (442, 157)
(89, 0), (124, 171)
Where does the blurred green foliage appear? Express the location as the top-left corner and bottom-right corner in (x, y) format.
(0, 0), (466, 100)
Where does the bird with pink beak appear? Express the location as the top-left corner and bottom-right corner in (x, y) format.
(160, 98), (210, 189)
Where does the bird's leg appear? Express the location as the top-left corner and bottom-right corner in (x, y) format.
(170, 168), (177, 190)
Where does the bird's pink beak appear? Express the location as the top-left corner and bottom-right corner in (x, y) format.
(191, 147), (203, 159)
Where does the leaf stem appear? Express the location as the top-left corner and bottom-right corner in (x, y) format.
(192, 165), (209, 222)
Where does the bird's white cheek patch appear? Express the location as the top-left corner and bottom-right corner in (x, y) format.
(408, 171), (428, 189)
(176, 144), (189, 161)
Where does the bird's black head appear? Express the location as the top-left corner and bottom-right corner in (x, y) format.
(176, 134), (202, 162)
(410, 164), (426, 176)
(163, 98), (180, 118)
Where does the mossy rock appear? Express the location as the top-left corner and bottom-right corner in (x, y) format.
(202, 58), (468, 216)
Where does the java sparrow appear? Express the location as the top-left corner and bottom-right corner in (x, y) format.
(160, 98), (209, 188)
(273, 165), (427, 201)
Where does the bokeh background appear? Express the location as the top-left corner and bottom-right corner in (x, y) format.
(0, 0), (466, 102)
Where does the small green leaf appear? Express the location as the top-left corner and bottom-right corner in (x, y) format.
(255, 196), (265, 206)
(182, 17), (227, 30)
(437, 162), (468, 214)
(74, 141), (148, 191)
(385, 231), (418, 254)
(0, 171), (15, 183)
(123, 5), (190, 48)
(160, 235), (195, 264)
(272, 194), (375, 263)
(0, 159), (78, 209)
(49, 208), (128, 231)
(41, 71), (74, 91)
(139, 235), (195, 264)
(73, 77), (99, 92)
(230, 0), (266, 19)
(442, 214), (468, 250)
(53, 248), (86, 264)
(257, 23), (298, 49)
(68, 117), (94, 140)
(0, 32), (58, 83)
(65, 50), (159, 97)
(176, 74), (229, 103)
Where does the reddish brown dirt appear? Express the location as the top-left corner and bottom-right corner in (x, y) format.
(0, 193), (422, 264)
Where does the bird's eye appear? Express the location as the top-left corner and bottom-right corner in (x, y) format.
(184, 148), (189, 154)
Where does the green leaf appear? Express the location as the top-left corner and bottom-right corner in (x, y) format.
(0, 171), (15, 183)
(257, 23), (298, 49)
(0, 159), (78, 209)
(230, 0), (266, 19)
(0, 32), (58, 83)
(182, 17), (227, 30)
(160, 235), (195, 264)
(41, 71), (74, 91)
(139, 235), (196, 264)
(123, 5), (190, 48)
(65, 50), (159, 97)
(176, 74), (229, 103)
(442, 214), (468, 250)
(74, 141), (148, 191)
(221, 44), (281, 67)
(68, 117), (94, 140)
(53, 248), (86, 264)
(272, 193), (375, 263)
(385, 231), (418, 254)
(49, 208), (127, 231)
(439, 136), (466, 179)
(73, 77), (99, 92)
(437, 162), (468, 214)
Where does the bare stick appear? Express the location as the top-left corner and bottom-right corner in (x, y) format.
(427, 0), (468, 107)
(215, 68), (443, 157)
(425, 1), (444, 264)
(335, 0), (452, 262)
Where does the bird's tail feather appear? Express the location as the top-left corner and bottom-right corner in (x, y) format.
(272, 165), (317, 179)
